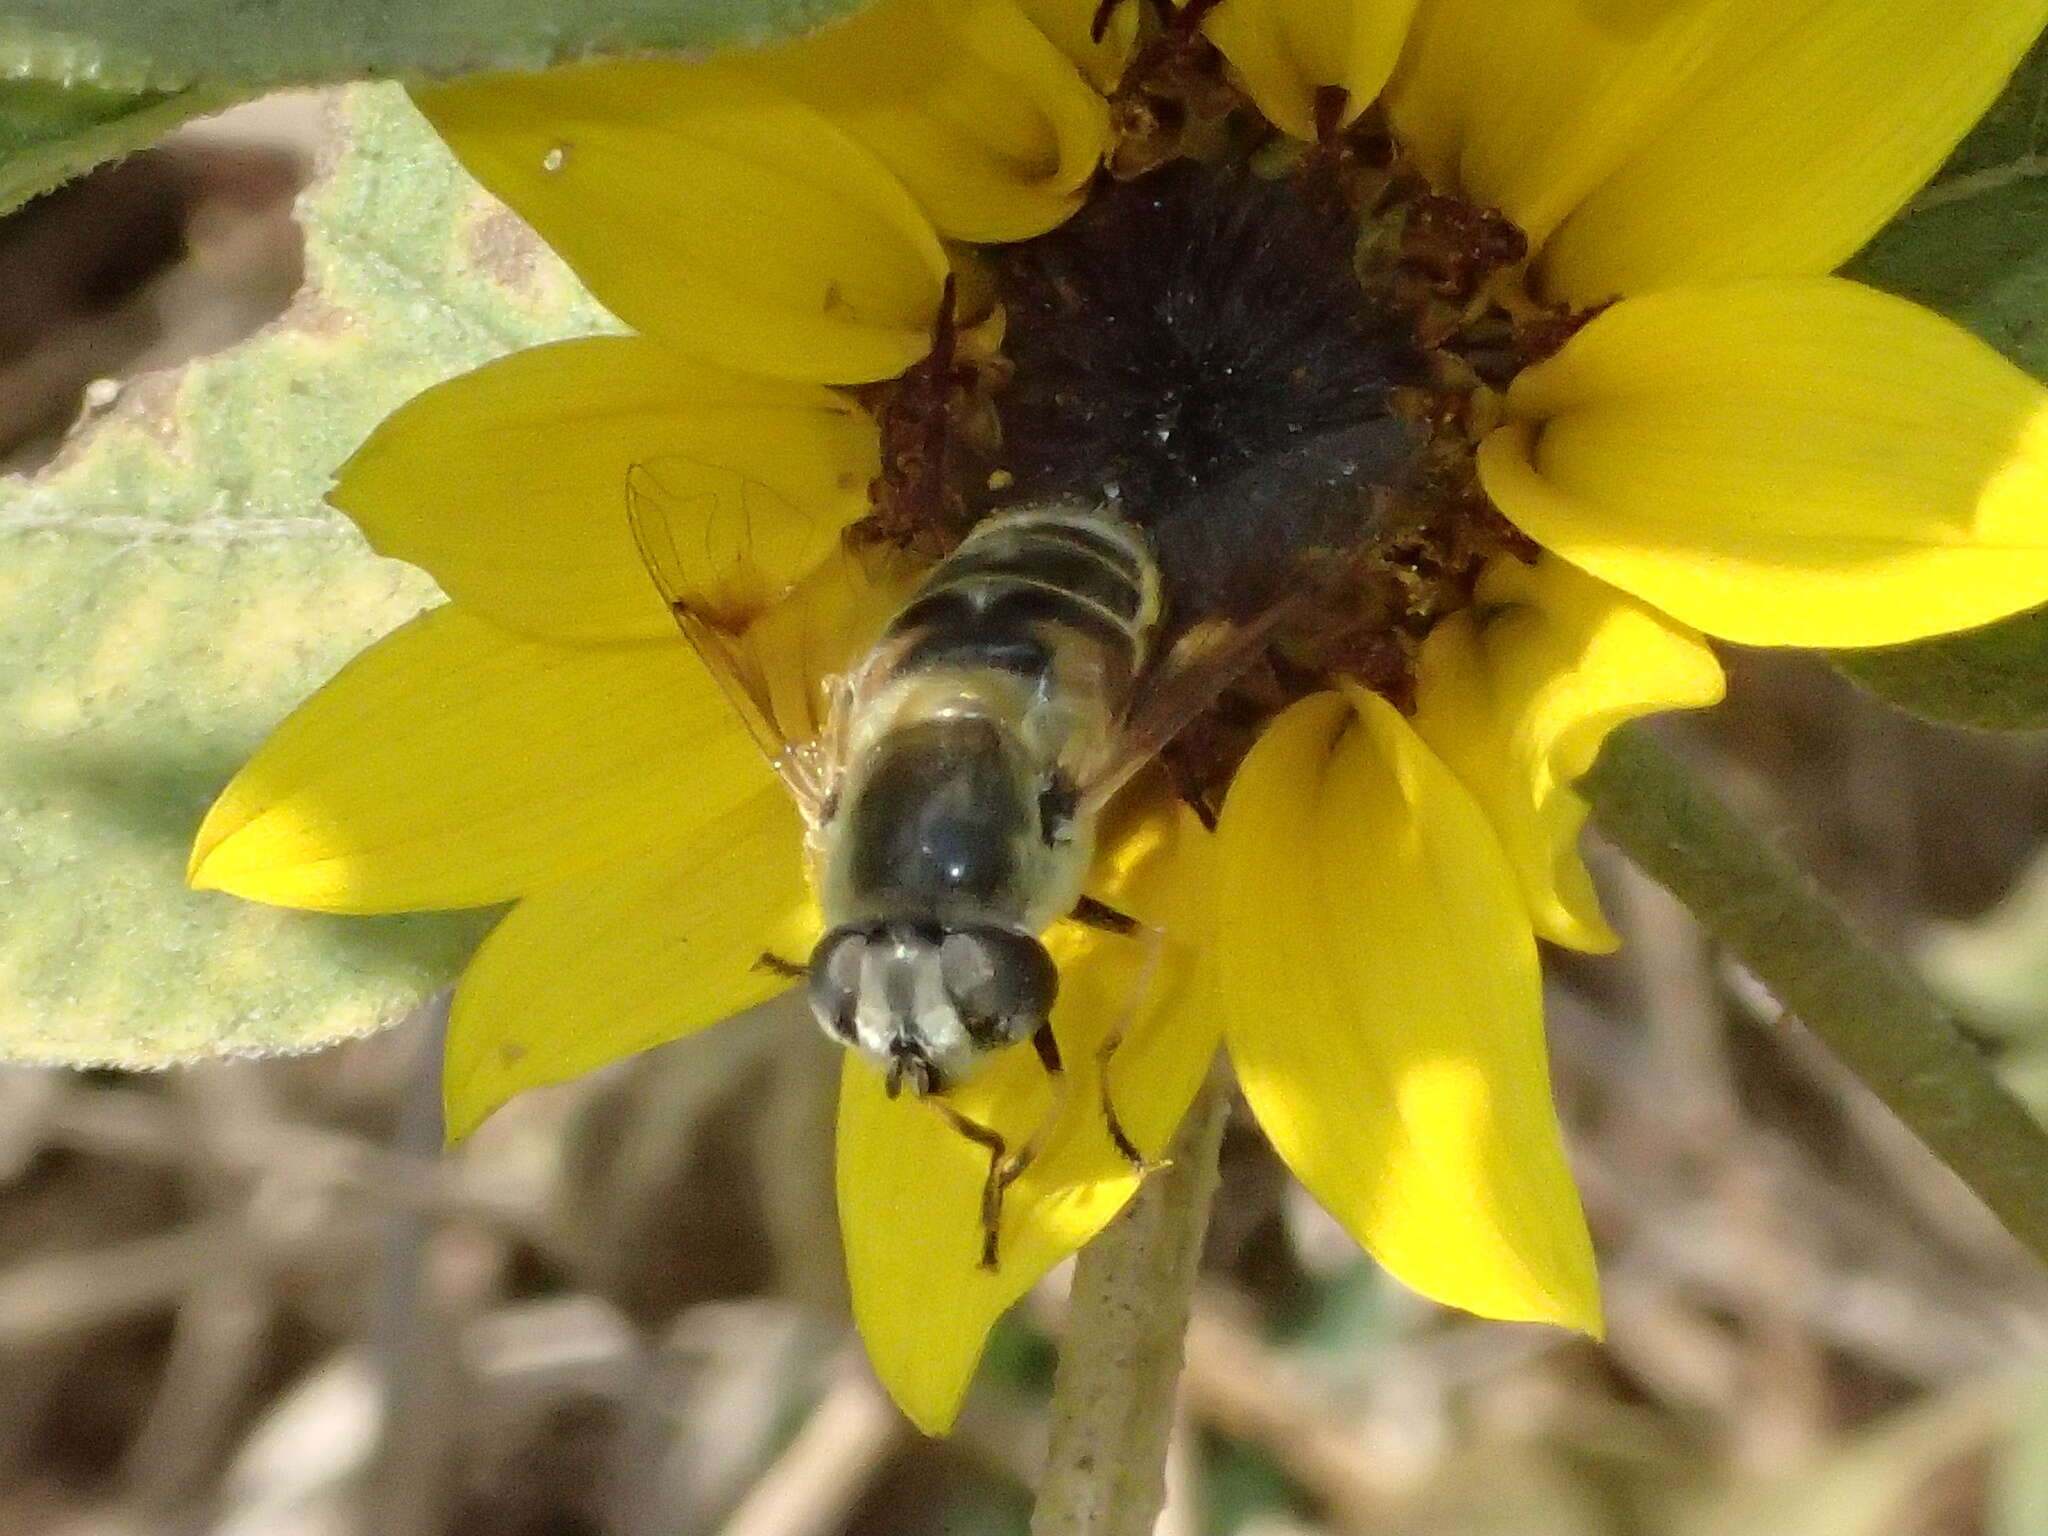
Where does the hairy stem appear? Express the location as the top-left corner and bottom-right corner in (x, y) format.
(1584, 727), (2048, 1267)
(1031, 1069), (1230, 1536)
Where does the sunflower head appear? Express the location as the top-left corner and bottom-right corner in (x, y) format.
(190, 0), (2048, 1432)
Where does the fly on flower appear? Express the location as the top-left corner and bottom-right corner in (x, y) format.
(628, 455), (1277, 1267)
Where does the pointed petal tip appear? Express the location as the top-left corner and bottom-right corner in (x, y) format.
(440, 1072), (491, 1148)
(1483, 1282), (1602, 1340)
(889, 1371), (970, 1438)
(185, 777), (247, 890)
(1530, 1261), (1604, 1340)
(184, 833), (222, 893)
(182, 805), (291, 904)
(1559, 919), (1621, 957)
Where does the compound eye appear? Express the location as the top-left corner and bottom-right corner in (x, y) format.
(806, 925), (867, 1044)
(938, 926), (1057, 1045)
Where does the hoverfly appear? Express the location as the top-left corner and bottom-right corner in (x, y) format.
(629, 466), (1276, 1267)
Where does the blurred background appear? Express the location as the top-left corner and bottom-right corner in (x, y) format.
(5, 93), (2048, 1536)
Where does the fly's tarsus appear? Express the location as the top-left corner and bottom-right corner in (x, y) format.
(933, 1011), (1157, 1272)
(930, 1098), (1015, 1271)
(1071, 893), (1142, 935)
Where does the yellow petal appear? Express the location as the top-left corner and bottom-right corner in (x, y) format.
(1050, 795), (1223, 1164)
(1411, 557), (1725, 953)
(1386, 0), (1751, 249)
(1215, 691), (1599, 1332)
(1538, 0), (2048, 301)
(414, 63), (950, 383)
(1483, 279), (2048, 648)
(190, 606), (763, 913)
(840, 796), (1218, 1432)
(1204, 0), (1421, 141)
(331, 336), (879, 644)
(740, 0), (1111, 242)
(1017, 0), (1137, 92)
(443, 785), (810, 1141)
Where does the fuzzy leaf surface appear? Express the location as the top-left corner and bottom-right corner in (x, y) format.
(0, 84), (614, 1065)
(0, 0), (862, 95)
(0, 77), (237, 214)
(0, 0), (865, 212)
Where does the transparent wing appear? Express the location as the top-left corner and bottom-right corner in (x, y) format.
(625, 459), (839, 822)
(1076, 605), (1297, 818)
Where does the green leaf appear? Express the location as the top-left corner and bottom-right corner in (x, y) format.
(1834, 36), (2048, 726)
(1847, 33), (2048, 378)
(1835, 603), (2048, 731)
(0, 0), (869, 213)
(1584, 730), (2048, 1271)
(0, 82), (616, 1066)
(0, 77), (239, 216)
(0, 0), (865, 97)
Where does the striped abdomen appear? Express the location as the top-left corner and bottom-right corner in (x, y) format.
(818, 504), (1163, 935)
(883, 503), (1161, 696)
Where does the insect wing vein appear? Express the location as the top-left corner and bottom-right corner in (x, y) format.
(626, 463), (832, 824)
(1078, 606), (1294, 817)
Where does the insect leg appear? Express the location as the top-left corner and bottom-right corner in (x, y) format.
(1070, 893), (1141, 936)
(1015, 1021), (1074, 1175)
(1096, 919), (1169, 1175)
(976, 1025), (1075, 1261)
(752, 951), (805, 980)
(929, 1099), (1013, 1270)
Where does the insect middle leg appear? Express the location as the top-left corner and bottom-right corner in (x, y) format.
(1067, 898), (1169, 1175)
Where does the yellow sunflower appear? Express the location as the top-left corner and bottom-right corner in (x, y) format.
(189, 0), (2048, 1432)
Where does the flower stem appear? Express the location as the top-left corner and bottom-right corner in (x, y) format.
(1031, 1068), (1230, 1536)
(1584, 726), (2048, 1267)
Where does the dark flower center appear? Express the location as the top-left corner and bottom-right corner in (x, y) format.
(855, 39), (1590, 799)
(982, 159), (1429, 622)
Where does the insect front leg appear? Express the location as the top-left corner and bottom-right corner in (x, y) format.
(929, 1099), (1015, 1271)
(974, 1024), (1075, 1258)
(931, 1027), (1079, 1271)
(753, 951), (805, 980)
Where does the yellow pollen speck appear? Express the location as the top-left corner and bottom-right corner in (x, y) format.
(986, 469), (1015, 491)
